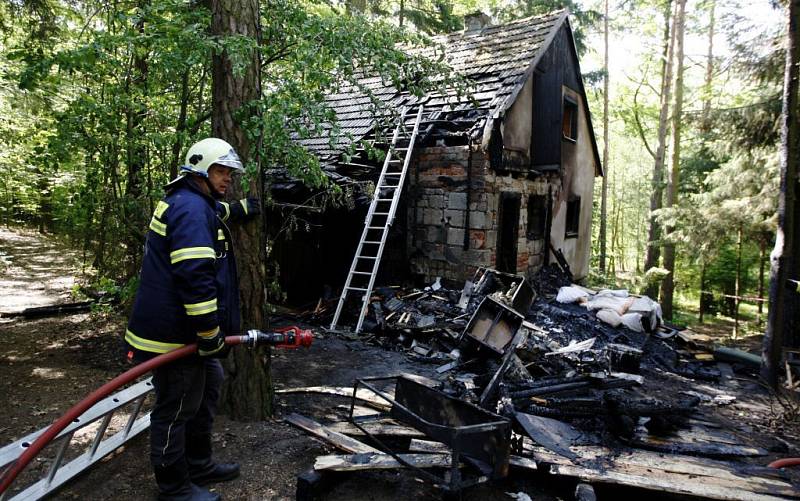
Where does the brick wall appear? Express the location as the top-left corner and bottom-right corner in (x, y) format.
(408, 145), (562, 283)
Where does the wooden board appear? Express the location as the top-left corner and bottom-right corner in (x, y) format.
(629, 426), (768, 457)
(315, 451), (537, 473)
(284, 413), (379, 454)
(314, 453), (452, 472)
(530, 445), (798, 500)
(408, 439), (450, 453)
(276, 386), (392, 411)
(327, 419), (425, 438)
(334, 404), (381, 418)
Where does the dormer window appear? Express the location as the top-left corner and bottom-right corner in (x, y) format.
(562, 95), (578, 142)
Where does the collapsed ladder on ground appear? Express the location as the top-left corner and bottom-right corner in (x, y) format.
(330, 105), (427, 334)
(0, 379), (153, 501)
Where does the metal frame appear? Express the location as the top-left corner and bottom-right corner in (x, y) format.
(0, 378), (154, 501)
(330, 105), (427, 333)
(348, 375), (510, 492)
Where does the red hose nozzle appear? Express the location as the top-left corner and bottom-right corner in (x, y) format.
(245, 326), (313, 349)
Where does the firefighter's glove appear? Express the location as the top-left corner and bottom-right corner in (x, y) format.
(245, 197), (261, 216)
(197, 329), (229, 358)
(230, 197), (261, 220)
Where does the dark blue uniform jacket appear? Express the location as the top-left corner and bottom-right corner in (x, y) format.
(125, 178), (242, 358)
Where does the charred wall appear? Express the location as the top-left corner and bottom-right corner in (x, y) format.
(408, 145), (565, 283)
(270, 202), (409, 306)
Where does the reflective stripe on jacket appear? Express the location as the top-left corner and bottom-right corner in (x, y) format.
(125, 177), (241, 358)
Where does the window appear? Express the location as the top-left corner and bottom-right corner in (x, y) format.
(565, 197), (580, 238)
(562, 95), (578, 142)
(527, 194), (547, 240)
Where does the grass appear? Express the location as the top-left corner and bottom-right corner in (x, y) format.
(674, 292), (767, 351)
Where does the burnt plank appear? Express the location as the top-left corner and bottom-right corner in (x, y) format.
(284, 413), (380, 454)
(314, 453), (452, 472)
(277, 386), (392, 411)
(531, 446), (799, 500)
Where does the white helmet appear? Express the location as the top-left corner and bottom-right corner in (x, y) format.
(182, 138), (244, 177)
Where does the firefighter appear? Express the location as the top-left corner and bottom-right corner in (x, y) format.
(124, 138), (260, 501)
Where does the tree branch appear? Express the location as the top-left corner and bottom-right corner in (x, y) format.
(633, 83), (656, 159)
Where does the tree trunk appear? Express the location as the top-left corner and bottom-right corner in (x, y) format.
(211, 0), (272, 420)
(643, 0), (676, 298)
(699, 260), (708, 323)
(599, 0), (610, 275)
(758, 236), (767, 319)
(660, 0), (686, 320)
(697, 1), (716, 327)
(170, 69), (191, 179)
(124, 0), (149, 277)
(733, 227), (743, 339)
(36, 169), (52, 234)
(701, 0), (715, 132)
(762, 0), (800, 387)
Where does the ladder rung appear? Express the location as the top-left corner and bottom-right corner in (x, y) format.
(363, 240), (381, 244)
(376, 198), (394, 202)
(367, 226), (385, 229)
(373, 212), (390, 216)
(351, 271), (371, 275)
(379, 185), (399, 189)
(384, 173), (401, 176)
(357, 255), (378, 259)
(347, 287), (369, 291)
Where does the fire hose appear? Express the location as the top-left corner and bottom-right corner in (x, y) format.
(0, 327), (312, 496)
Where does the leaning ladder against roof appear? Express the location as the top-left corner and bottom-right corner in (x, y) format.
(330, 105), (425, 333)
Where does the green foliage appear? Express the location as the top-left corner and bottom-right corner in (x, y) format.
(493, 0), (601, 55)
(341, 0), (464, 33)
(0, 0), (469, 289)
(588, 0), (784, 322)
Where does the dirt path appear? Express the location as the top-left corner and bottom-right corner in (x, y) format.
(0, 227), (82, 313)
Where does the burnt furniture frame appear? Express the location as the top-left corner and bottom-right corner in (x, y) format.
(348, 375), (511, 493)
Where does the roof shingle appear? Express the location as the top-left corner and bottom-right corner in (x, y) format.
(296, 10), (568, 167)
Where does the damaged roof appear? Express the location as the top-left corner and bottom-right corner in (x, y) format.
(296, 9), (583, 168)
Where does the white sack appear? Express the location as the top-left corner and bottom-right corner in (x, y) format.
(621, 312), (645, 332)
(584, 295), (633, 315)
(556, 286), (589, 304)
(596, 308), (623, 327)
(628, 295), (663, 332)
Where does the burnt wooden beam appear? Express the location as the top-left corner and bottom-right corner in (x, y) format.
(284, 413), (379, 454)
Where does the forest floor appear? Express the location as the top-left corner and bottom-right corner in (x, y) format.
(1, 227), (799, 501)
(0, 227), (565, 500)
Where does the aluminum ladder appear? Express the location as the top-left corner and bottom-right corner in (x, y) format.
(0, 379), (153, 500)
(330, 105), (425, 333)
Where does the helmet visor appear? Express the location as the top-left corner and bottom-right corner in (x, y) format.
(215, 149), (244, 171)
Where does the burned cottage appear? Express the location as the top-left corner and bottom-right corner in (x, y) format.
(271, 9), (602, 306)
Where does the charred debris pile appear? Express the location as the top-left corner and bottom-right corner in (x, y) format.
(286, 267), (797, 499)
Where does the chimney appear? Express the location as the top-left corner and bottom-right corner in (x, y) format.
(464, 11), (491, 33)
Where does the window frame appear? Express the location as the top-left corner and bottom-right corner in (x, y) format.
(526, 194), (547, 240)
(561, 94), (579, 143)
(565, 197), (580, 239)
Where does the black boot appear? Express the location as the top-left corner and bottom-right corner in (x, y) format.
(154, 461), (221, 501)
(189, 463), (240, 486)
(186, 434), (240, 486)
